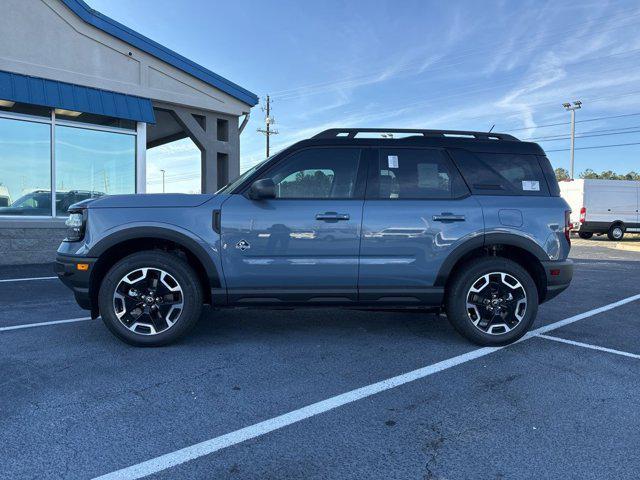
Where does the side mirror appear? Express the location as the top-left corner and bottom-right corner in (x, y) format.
(248, 178), (276, 200)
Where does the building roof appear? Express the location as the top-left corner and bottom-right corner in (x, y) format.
(0, 70), (156, 123)
(60, 0), (259, 107)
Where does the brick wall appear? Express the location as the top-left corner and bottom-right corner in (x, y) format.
(0, 226), (67, 265)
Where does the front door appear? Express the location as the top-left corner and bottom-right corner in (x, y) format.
(359, 147), (483, 304)
(221, 147), (366, 304)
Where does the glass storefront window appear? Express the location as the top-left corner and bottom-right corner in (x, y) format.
(55, 125), (136, 216)
(0, 117), (51, 216)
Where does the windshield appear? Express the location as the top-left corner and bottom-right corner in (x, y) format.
(217, 156), (273, 194)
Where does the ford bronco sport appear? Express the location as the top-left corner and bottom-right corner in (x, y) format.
(56, 128), (573, 347)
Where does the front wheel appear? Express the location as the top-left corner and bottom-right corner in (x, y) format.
(445, 257), (538, 346)
(98, 251), (203, 346)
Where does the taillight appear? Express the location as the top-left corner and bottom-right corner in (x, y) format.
(579, 207), (586, 223)
(564, 210), (571, 245)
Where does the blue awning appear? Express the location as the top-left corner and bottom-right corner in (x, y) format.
(0, 70), (155, 124)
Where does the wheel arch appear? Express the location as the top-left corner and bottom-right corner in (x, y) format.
(437, 234), (549, 303)
(88, 227), (221, 316)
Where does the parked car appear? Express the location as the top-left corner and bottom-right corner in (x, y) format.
(0, 185), (10, 207)
(560, 178), (640, 240)
(0, 189), (104, 216)
(56, 128), (573, 347)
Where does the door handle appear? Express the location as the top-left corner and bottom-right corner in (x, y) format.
(316, 212), (350, 221)
(432, 213), (466, 222)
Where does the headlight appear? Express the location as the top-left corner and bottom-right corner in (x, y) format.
(64, 211), (87, 242)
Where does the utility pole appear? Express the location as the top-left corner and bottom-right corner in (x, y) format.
(562, 100), (582, 179)
(160, 169), (166, 193)
(257, 95), (279, 158)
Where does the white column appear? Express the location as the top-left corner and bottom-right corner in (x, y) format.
(136, 122), (147, 193)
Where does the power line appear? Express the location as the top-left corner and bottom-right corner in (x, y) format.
(529, 128), (640, 142)
(509, 112), (640, 132)
(523, 124), (640, 140)
(545, 141), (640, 153)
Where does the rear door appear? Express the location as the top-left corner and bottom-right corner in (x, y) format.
(221, 146), (366, 304)
(359, 147), (483, 304)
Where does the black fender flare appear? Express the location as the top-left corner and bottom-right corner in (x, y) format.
(434, 232), (548, 287)
(89, 226), (221, 288)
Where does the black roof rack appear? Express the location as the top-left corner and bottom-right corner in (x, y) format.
(312, 128), (519, 141)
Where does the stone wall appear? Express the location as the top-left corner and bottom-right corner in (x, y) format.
(0, 226), (67, 265)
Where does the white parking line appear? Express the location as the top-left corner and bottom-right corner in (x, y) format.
(93, 292), (640, 480)
(0, 316), (92, 332)
(0, 276), (57, 283)
(538, 334), (640, 360)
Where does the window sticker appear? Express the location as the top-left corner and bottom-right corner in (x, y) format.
(387, 155), (399, 169)
(522, 180), (540, 191)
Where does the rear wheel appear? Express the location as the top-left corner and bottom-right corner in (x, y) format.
(445, 257), (538, 346)
(98, 251), (202, 346)
(607, 224), (625, 241)
(578, 232), (593, 239)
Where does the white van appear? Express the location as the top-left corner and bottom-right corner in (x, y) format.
(560, 179), (639, 240)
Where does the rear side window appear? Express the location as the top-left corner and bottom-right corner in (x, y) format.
(449, 149), (550, 196)
(370, 148), (469, 199)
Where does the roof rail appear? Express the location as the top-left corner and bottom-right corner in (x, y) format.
(312, 128), (519, 141)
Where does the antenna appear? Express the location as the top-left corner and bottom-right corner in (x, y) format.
(488, 124), (495, 133)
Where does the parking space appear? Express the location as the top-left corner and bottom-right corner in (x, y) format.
(1, 244), (639, 479)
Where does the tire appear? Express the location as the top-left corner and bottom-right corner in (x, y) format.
(98, 250), (203, 346)
(578, 232), (593, 239)
(445, 257), (539, 346)
(607, 224), (625, 241)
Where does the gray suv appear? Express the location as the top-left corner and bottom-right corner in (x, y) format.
(56, 128), (573, 347)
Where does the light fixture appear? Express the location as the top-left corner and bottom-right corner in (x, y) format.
(0, 99), (15, 108)
(54, 108), (82, 117)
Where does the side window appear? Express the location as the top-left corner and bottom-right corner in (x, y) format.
(449, 149), (550, 196)
(373, 148), (467, 199)
(264, 148), (361, 199)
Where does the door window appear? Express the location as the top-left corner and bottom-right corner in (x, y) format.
(263, 148), (362, 199)
(373, 148), (467, 199)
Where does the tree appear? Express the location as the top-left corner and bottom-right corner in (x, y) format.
(578, 169), (640, 180)
(554, 168), (570, 181)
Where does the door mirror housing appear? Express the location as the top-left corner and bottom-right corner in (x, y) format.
(248, 178), (276, 200)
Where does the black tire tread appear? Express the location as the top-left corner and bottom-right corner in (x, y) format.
(445, 256), (538, 346)
(98, 250), (203, 347)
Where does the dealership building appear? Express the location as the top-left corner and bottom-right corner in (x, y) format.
(0, 0), (258, 264)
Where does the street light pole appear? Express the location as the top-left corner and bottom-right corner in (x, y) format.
(160, 169), (166, 193)
(562, 100), (582, 179)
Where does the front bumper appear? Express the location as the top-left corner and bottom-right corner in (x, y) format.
(55, 254), (97, 311)
(541, 258), (573, 302)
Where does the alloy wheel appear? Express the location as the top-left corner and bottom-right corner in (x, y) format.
(465, 271), (527, 335)
(113, 267), (184, 335)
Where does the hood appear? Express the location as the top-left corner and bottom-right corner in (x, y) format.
(75, 194), (215, 210)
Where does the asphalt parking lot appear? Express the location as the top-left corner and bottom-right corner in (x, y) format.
(1, 242), (640, 480)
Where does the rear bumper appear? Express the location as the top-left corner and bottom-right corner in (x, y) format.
(541, 259), (573, 302)
(572, 221), (610, 234)
(55, 254), (97, 311)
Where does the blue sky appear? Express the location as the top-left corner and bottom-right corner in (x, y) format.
(88, 0), (640, 192)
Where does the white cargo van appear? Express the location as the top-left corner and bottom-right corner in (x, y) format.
(560, 179), (639, 240)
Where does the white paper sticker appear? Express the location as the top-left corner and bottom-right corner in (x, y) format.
(388, 155), (399, 168)
(522, 180), (540, 191)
